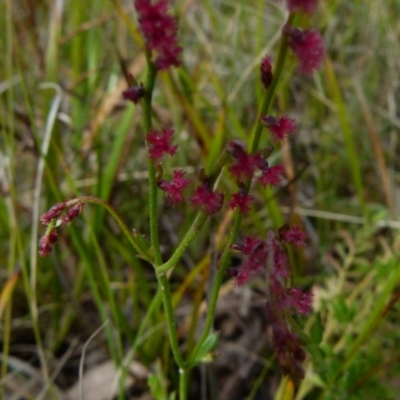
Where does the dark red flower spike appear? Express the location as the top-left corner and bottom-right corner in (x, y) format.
(135, 0), (182, 70)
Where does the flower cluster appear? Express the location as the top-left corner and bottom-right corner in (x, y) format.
(230, 228), (312, 378)
(149, 128), (224, 214)
(158, 169), (190, 205)
(135, 0), (182, 70)
(270, 321), (307, 379)
(260, 115), (297, 142)
(243, 18), (323, 381)
(39, 202), (84, 257)
(285, 26), (325, 75)
(287, 0), (319, 14)
(147, 127), (178, 160)
(271, 0), (325, 75)
(190, 181), (224, 215)
(228, 187), (254, 213)
(227, 140), (285, 189)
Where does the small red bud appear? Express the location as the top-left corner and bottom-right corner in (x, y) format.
(260, 56), (273, 89)
(122, 84), (145, 104)
(38, 230), (59, 257)
(61, 203), (84, 225)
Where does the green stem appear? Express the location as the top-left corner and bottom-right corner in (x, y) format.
(156, 272), (186, 369)
(190, 214), (242, 358)
(179, 367), (188, 400)
(156, 141), (232, 275)
(64, 196), (153, 262)
(141, 56), (187, 395)
(143, 59), (163, 265)
(157, 212), (208, 273)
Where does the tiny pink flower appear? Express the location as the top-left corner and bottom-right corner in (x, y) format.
(260, 115), (297, 142)
(279, 225), (308, 247)
(228, 189), (254, 213)
(260, 56), (273, 90)
(190, 182), (224, 215)
(287, 0), (319, 14)
(122, 84), (145, 104)
(40, 203), (67, 224)
(284, 26), (325, 74)
(135, 0), (182, 70)
(147, 128), (178, 161)
(258, 164), (285, 187)
(158, 169), (191, 205)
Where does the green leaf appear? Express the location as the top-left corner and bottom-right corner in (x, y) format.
(148, 360), (168, 400)
(189, 332), (219, 366)
(310, 312), (323, 345)
(168, 392), (177, 400)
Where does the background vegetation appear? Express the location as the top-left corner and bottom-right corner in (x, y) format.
(1, 0), (400, 399)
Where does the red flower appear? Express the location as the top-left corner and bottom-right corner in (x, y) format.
(227, 140), (263, 181)
(147, 128), (177, 161)
(287, 0), (319, 14)
(260, 115), (297, 142)
(284, 26), (325, 74)
(258, 164), (284, 187)
(158, 169), (190, 205)
(270, 321), (306, 379)
(232, 241), (268, 286)
(271, 235), (291, 278)
(190, 182), (224, 215)
(279, 225), (308, 247)
(285, 288), (313, 315)
(230, 235), (271, 286)
(135, 0), (182, 70)
(228, 190), (254, 213)
(231, 236), (262, 256)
